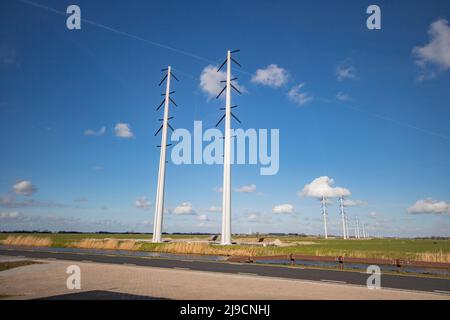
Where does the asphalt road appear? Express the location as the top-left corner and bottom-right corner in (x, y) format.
(1, 247), (449, 295)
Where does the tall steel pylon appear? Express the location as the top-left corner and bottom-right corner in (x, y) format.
(321, 196), (329, 239)
(152, 66), (179, 243)
(215, 49), (242, 245)
(339, 196), (347, 239)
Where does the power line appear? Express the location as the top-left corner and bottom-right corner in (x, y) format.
(335, 101), (450, 142)
(18, 0), (450, 145)
(17, 0), (253, 78)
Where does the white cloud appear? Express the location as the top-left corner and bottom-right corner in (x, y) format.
(251, 64), (289, 88)
(13, 180), (37, 196)
(336, 92), (352, 101)
(247, 213), (261, 223)
(135, 197), (151, 210)
(299, 176), (351, 199)
(0, 211), (20, 218)
(199, 65), (245, 100)
(369, 211), (379, 218)
(0, 212), (134, 233)
(173, 202), (196, 215)
(235, 184), (256, 193)
(0, 194), (65, 208)
(287, 83), (313, 106)
(407, 198), (450, 214)
(197, 214), (209, 221)
(336, 65), (358, 81)
(413, 19), (450, 80)
(84, 126), (106, 136)
(114, 123), (134, 138)
(272, 204), (294, 214)
(207, 206), (222, 213)
(343, 199), (367, 207)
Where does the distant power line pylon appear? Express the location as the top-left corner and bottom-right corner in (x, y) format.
(321, 196), (329, 239)
(338, 196), (347, 239)
(152, 66), (179, 243)
(355, 216), (361, 239)
(215, 49), (242, 245)
(345, 213), (350, 238)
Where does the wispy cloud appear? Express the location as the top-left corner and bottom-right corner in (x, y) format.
(369, 211), (380, 218)
(207, 206), (221, 213)
(84, 126), (106, 136)
(287, 83), (313, 106)
(0, 212), (136, 232)
(336, 91), (352, 101)
(235, 184), (256, 193)
(73, 197), (88, 203)
(336, 64), (358, 81)
(343, 199), (367, 207)
(0, 211), (20, 218)
(135, 196), (151, 210)
(196, 214), (209, 221)
(247, 212), (261, 222)
(0, 194), (66, 208)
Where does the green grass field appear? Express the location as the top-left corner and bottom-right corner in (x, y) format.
(0, 233), (449, 262)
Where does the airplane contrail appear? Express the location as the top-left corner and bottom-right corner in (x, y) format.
(16, 0), (450, 143)
(18, 0), (214, 65)
(17, 0), (254, 78)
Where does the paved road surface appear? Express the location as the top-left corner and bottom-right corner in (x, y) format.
(1, 247), (449, 295)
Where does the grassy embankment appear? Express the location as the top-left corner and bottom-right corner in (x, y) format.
(0, 233), (449, 263)
(0, 260), (38, 272)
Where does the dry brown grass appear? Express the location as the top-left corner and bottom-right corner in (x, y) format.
(232, 237), (260, 243)
(312, 249), (450, 263)
(415, 251), (450, 263)
(152, 242), (274, 256)
(69, 239), (142, 251)
(2, 235), (52, 247)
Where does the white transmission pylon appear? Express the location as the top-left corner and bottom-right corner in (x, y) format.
(339, 196), (347, 239)
(356, 216), (361, 239)
(215, 49), (242, 245)
(345, 213), (350, 238)
(321, 196), (328, 239)
(152, 66), (179, 243)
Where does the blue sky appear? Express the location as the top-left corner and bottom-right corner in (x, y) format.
(1, 0), (449, 236)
